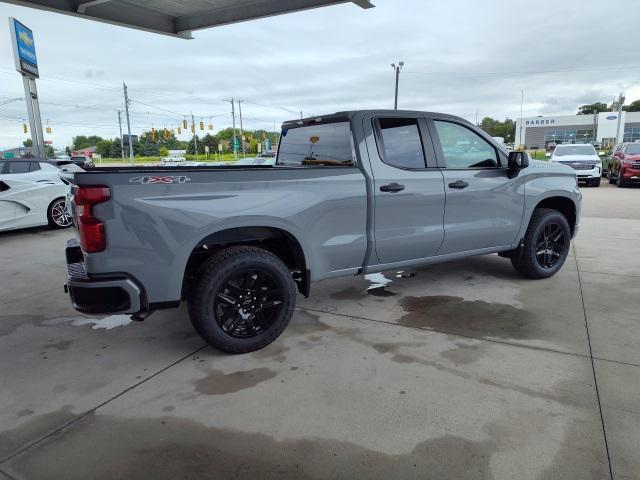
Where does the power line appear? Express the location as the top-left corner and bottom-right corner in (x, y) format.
(403, 64), (640, 77)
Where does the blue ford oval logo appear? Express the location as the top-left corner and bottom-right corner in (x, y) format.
(606, 115), (617, 120)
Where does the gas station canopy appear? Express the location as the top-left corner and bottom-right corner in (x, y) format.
(3, 0), (374, 38)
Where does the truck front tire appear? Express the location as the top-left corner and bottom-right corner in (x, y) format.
(511, 208), (571, 279)
(188, 246), (297, 354)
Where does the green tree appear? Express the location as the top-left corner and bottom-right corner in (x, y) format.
(159, 146), (169, 157)
(23, 139), (33, 147)
(96, 139), (114, 158)
(186, 135), (204, 155)
(479, 117), (515, 143)
(72, 135), (104, 150)
(623, 99), (640, 112)
(577, 102), (609, 115)
(46, 145), (54, 158)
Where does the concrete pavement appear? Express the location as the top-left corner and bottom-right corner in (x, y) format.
(0, 182), (638, 479)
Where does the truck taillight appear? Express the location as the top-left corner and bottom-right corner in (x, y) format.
(75, 185), (110, 253)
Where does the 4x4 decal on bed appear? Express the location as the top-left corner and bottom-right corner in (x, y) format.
(129, 175), (190, 184)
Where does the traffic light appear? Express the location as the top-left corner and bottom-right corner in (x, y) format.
(191, 125), (195, 133)
(208, 123), (213, 130)
(177, 127), (182, 135)
(22, 123), (28, 133)
(199, 121), (204, 131)
(183, 119), (188, 129)
(151, 128), (156, 141)
(261, 131), (266, 140)
(163, 128), (169, 140)
(46, 126), (52, 134)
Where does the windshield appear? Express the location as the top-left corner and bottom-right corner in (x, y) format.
(553, 145), (597, 156)
(626, 144), (640, 155)
(277, 121), (353, 166)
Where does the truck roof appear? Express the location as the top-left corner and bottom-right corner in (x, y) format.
(282, 109), (470, 128)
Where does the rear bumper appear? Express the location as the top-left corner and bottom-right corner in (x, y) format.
(64, 239), (144, 314)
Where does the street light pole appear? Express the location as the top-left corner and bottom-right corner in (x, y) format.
(391, 61), (404, 110)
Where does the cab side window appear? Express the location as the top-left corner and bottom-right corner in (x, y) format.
(29, 161), (41, 172)
(376, 118), (426, 169)
(434, 121), (499, 169)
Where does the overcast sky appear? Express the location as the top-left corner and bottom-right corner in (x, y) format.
(1, 0), (639, 150)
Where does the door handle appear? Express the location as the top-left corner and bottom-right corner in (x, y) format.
(380, 183), (405, 193)
(448, 180), (469, 189)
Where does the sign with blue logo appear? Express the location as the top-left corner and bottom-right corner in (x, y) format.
(9, 18), (39, 77)
(606, 115), (617, 120)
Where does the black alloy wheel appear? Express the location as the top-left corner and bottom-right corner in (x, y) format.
(535, 221), (566, 269)
(213, 269), (283, 339)
(188, 246), (297, 354)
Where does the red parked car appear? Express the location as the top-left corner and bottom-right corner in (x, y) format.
(608, 142), (640, 187)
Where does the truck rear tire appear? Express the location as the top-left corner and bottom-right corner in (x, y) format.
(511, 208), (571, 279)
(188, 246), (297, 354)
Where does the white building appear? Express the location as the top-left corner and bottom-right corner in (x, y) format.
(514, 111), (640, 149)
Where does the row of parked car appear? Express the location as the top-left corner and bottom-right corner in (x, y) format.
(547, 142), (640, 188)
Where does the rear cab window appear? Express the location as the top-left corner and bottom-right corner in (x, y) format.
(375, 117), (427, 169)
(277, 121), (354, 167)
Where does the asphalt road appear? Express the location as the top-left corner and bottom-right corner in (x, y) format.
(0, 182), (638, 480)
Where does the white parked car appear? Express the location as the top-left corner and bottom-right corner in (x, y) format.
(0, 178), (72, 232)
(549, 144), (602, 187)
(0, 158), (63, 183)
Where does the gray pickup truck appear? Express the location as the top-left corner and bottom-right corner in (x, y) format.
(63, 110), (581, 353)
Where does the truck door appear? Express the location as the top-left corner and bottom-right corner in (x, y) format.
(428, 118), (525, 255)
(365, 115), (445, 264)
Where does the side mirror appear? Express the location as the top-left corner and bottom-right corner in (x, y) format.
(598, 151), (605, 156)
(508, 151), (529, 170)
(545, 152), (551, 158)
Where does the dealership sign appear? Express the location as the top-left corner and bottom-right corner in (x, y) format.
(9, 18), (38, 77)
(525, 119), (556, 126)
(606, 115), (617, 120)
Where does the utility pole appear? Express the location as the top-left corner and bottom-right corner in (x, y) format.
(123, 82), (134, 165)
(391, 61), (404, 110)
(191, 113), (198, 156)
(117, 110), (125, 159)
(237, 99), (246, 156)
(475, 107), (479, 126)
(224, 98), (238, 160)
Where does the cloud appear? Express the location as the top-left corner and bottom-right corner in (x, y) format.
(1, 0), (639, 149)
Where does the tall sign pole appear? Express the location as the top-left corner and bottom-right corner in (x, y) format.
(123, 82), (134, 165)
(9, 18), (45, 157)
